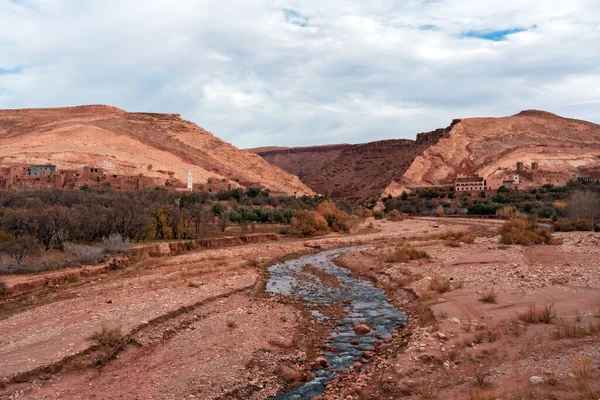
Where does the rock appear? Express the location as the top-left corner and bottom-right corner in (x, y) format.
(363, 351), (375, 359)
(451, 318), (460, 324)
(435, 332), (446, 339)
(275, 365), (302, 383)
(302, 371), (315, 381)
(350, 362), (362, 371)
(351, 339), (360, 345)
(352, 323), (372, 335)
(529, 376), (543, 385)
(311, 356), (330, 371)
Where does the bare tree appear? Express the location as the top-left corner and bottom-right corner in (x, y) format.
(567, 190), (600, 223)
(218, 213), (230, 233)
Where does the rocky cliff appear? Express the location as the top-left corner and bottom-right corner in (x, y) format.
(0, 105), (314, 195)
(403, 110), (600, 185)
(248, 144), (352, 180)
(252, 110), (600, 199)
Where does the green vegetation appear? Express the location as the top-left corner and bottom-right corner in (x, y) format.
(383, 181), (600, 224)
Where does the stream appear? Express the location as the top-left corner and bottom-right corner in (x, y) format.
(267, 247), (406, 399)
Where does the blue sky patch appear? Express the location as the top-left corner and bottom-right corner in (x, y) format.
(283, 9), (309, 27)
(462, 27), (531, 41)
(0, 66), (23, 75)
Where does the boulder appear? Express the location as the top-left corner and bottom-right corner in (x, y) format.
(275, 365), (302, 384)
(352, 323), (372, 335)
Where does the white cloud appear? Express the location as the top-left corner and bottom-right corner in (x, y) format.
(0, 0), (599, 148)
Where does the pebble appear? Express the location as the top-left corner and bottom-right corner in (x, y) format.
(529, 376), (543, 385)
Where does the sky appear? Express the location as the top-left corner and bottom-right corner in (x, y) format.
(1, 0), (600, 148)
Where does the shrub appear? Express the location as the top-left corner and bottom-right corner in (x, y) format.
(387, 209), (404, 221)
(0, 256), (18, 274)
(518, 303), (555, 324)
(570, 355), (592, 391)
(88, 326), (127, 360)
(553, 219), (576, 232)
(290, 210), (329, 237)
(67, 244), (105, 265)
(554, 318), (600, 339)
(380, 245), (430, 263)
(0, 235), (40, 268)
(440, 231), (475, 244)
(0, 280), (6, 297)
(468, 357), (493, 387)
(576, 219), (593, 231)
(495, 205), (520, 219)
(479, 288), (498, 304)
(316, 201), (350, 232)
(499, 218), (552, 245)
(429, 275), (451, 293)
(415, 303), (437, 327)
(102, 233), (131, 254)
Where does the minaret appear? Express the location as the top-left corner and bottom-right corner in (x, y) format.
(187, 170), (193, 191)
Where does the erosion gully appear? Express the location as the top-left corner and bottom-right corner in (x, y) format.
(267, 247), (406, 399)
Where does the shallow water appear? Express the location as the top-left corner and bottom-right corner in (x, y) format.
(267, 247), (406, 399)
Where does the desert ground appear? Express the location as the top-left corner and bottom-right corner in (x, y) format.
(1, 217), (599, 400)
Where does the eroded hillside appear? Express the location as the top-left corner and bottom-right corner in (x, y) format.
(0, 105), (314, 195)
(254, 111), (600, 199)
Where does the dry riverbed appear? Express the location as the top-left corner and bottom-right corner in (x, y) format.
(0, 217), (599, 399)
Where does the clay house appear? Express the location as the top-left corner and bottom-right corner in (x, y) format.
(515, 161), (571, 186)
(28, 164), (57, 176)
(577, 166), (600, 183)
(204, 177), (241, 193)
(82, 166), (106, 183)
(455, 175), (485, 192)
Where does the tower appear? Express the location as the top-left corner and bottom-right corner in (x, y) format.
(187, 170), (193, 191)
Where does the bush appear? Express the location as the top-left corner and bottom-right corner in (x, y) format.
(0, 280), (6, 297)
(495, 205), (520, 219)
(67, 244), (105, 265)
(102, 233), (131, 254)
(387, 209), (404, 221)
(429, 275), (451, 293)
(316, 201), (350, 232)
(0, 235), (40, 268)
(553, 219), (576, 232)
(479, 288), (498, 304)
(380, 245), (430, 263)
(499, 218), (552, 245)
(518, 303), (555, 324)
(576, 219), (593, 231)
(88, 326), (128, 364)
(290, 210), (329, 237)
(440, 231), (475, 244)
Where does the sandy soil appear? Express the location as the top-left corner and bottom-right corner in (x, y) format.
(1, 217), (599, 399)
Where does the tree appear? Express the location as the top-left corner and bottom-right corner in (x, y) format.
(217, 213), (229, 233)
(567, 190), (599, 223)
(0, 235), (39, 268)
(212, 202), (227, 218)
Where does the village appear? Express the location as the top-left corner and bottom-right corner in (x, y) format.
(0, 163), (265, 194)
(454, 161), (600, 192)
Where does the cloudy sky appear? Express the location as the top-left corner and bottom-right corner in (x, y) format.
(1, 0), (599, 148)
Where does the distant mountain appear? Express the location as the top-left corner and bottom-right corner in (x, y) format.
(0, 105), (314, 195)
(252, 111), (600, 199)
